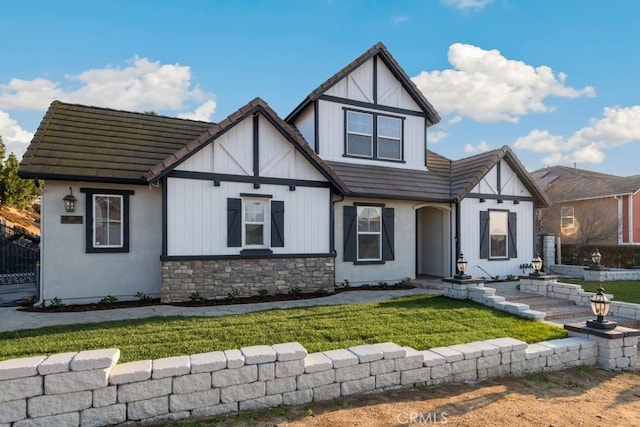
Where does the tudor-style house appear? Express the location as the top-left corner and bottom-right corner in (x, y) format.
(19, 43), (548, 304)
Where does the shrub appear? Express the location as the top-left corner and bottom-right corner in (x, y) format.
(257, 289), (269, 298)
(135, 292), (152, 304)
(288, 286), (301, 296)
(49, 297), (64, 308)
(99, 295), (119, 305)
(189, 291), (205, 303)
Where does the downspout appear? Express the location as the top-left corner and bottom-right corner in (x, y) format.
(35, 179), (44, 306)
(330, 193), (344, 255)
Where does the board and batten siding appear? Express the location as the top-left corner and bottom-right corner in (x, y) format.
(473, 160), (533, 198)
(334, 197), (416, 286)
(166, 179), (331, 256)
(40, 181), (162, 304)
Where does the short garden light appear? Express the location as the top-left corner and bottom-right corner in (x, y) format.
(530, 253), (543, 276)
(591, 248), (602, 268)
(586, 287), (617, 330)
(455, 253), (470, 279)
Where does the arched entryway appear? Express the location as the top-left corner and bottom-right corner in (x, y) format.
(416, 204), (452, 278)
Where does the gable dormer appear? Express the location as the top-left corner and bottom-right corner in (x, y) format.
(286, 43), (440, 171)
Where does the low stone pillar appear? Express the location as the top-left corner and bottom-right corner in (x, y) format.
(564, 323), (639, 371)
(442, 277), (485, 300)
(518, 274), (560, 296)
(541, 234), (557, 266)
(583, 268), (607, 283)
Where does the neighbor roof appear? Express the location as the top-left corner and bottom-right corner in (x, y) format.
(285, 42), (441, 126)
(19, 101), (213, 183)
(531, 165), (640, 203)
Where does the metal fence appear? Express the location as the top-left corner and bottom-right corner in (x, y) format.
(0, 220), (39, 286)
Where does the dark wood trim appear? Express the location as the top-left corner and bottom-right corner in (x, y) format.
(455, 202), (461, 258)
(240, 193), (273, 199)
(466, 193), (534, 202)
(80, 188), (135, 196)
(23, 173), (147, 185)
(81, 188), (133, 254)
(341, 153), (406, 164)
(354, 260), (385, 265)
(373, 56), (378, 104)
(253, 113), (259, 178)
(314, 100), (320, 154)
(162, 177), (167, 257)
(168, 170), (331, 188)
(240, 248), (273, 256)
(320, 94), (426, 117)
(353, 202), (386, 208)
(496, 161), (502, 195)
(161, 252), (336, 261)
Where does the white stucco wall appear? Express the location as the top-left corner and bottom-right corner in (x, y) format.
(40, 181), (162, 304)
(334, 197), (417, 285)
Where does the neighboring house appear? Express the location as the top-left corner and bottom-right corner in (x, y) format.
(532, 166), (640, 246)
(19, 43), (548, 304)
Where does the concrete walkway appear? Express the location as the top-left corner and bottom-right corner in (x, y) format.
(0, 288), (438, 333)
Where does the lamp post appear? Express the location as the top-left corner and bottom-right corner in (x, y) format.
(591, 248), (602, 270)
(530, 252), (543, 276)
(586, 287), (617, 330)
(63, 187), (77, 213)
(454, 253), (470, 280)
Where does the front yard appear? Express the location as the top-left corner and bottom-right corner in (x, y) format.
(561, 279), (640, 304)
(0, 295), (566, 363)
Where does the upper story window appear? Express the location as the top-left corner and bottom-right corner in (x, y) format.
(561, 206), (575, 230)
(345, 109), (404, 162)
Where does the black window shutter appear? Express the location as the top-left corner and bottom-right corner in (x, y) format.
(227, 198), (242, 247)
(508, 212), (517, 258)
(343, 206), (357, 261)
(382, 208), (395, 261)
(479, 211), (489, 259)
(271, 200), (285, 248)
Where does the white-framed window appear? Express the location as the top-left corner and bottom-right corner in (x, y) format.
(243, 199), (268, 247)
(345, 109), (404, 161)
(346, 111), (373, 157)
(377, 116), (402, 160)
(561, 206), (575, 230)
(489, 210), (508, 259)
(93, 194), (124, 248)
(357, 206), (382, 261)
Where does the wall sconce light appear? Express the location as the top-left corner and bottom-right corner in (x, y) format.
(63, 187), (77, 213)
(586, 287), (617, 330)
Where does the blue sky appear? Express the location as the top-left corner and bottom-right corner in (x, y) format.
(2, 0), (640, 175)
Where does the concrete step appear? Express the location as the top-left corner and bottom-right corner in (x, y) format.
(543, 306), (594, 320)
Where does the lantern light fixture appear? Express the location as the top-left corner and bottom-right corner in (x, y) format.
(530, 253), (543, 276)
(455, 253), (470, 280)
(63, 187), (77, 213)
(592, 248), (602, 267)
(586, 287), (617, 330)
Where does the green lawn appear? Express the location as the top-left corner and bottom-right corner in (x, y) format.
(561, 279), (640, 304)
(0, 295), (566, 363)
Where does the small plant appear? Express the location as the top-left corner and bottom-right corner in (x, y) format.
(49, 297), (65, 308)
(257, 289), (269, 298)
(189, 291), (205, 303)
(99, 295), (118, 305)
(378, 281), (388, 287)
(315, 289), (330, 297)
(135, 292), (152, 304)
(516, 284), (521, 290)
(306, 408), (314, 417)
(288, 286), (302, 296)
(342, 279), (351, 289)
(506, 274), (516, 281)
(225, 290), (239, 301)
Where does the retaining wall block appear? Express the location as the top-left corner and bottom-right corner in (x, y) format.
(420, 350), (446, 367)
(271, 342), (307, 361)
(224, 349), (245, 369)
(70, 349), (119, 372)
(275, 359), (305, 378)
(0, 399), (26, 424)
(283, 389), (313, 406)
(335, 363), (370, 382)
(169, 388), (220, 412)
(127, 395), (169, 421)
(241, 345), (277, 365)
(44, 368), (110, 395)
(220, 381), (266, 404)
(297, 370), (335, 390)
(13, 411), (79, 427)
(239, 394), (283, 411)
(93, 386), (117, 408)
(152, 355), (190, 379)
(341, 376), (376, 396)
(81, 404), (127, 427)
(370, 358), (395, 375)
(37, 352), (77, 376)
(117, 378), (172, 403)
(451, 359), (476, 375)
(173, 372), (212, 394)
(0, 356), (46, 381)
(429, 363), (452, 379)
(191, 402), (238, 417)
(0, 376), (42, 402)
(211, 365), (258, 388)
(323, 349), (359, 368)
(266, 377), (297, 395)
(525, 343), (554, 359)
(258, 362), (275, 381)
(313, 383), (341, 401)
(400, 367), (431, 385)
(348, 344), (384, 363)
(190, 351), (227, 374)
(376, 371), (401, 389)
(109, 360), (152, 385)
(429, 347), (464, 363)
(395, 347), (423, 371)
(28, 390), (92, 418)
(304, 352), (333, 373)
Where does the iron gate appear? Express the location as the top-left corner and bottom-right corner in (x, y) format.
(0, 222), (39, 286)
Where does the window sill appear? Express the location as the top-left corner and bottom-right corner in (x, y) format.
(342, 154), (405, 164)
(353, 260), (386, 265)
(240, 248), (274, 256)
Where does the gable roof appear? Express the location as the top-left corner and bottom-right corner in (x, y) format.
(427, 146), (550, 207)
(18, 101), (213, 183)
(285, 42), (441, 126)
(144, 97), (348, 193)
(531, 165), (640, 203)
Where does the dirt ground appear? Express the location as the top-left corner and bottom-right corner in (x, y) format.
(178, 366), (640, 427)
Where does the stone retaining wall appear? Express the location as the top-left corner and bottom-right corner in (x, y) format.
(1, 334), (636, 426)
(520, 277), (640, 321)
(161, 256), (335, 303)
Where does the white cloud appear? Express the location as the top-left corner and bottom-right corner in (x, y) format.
(392, 15), (409, 24)
(412, 43), (594, 123)
(0, 110), (34, 159)
(516, 106), (640, 166)
(428, 129), (448, 143)
(0, 57), (216, 119)
(442, 0), (494, 11)
(464, 140), (491, 153)
(178, 100), (217, 122)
